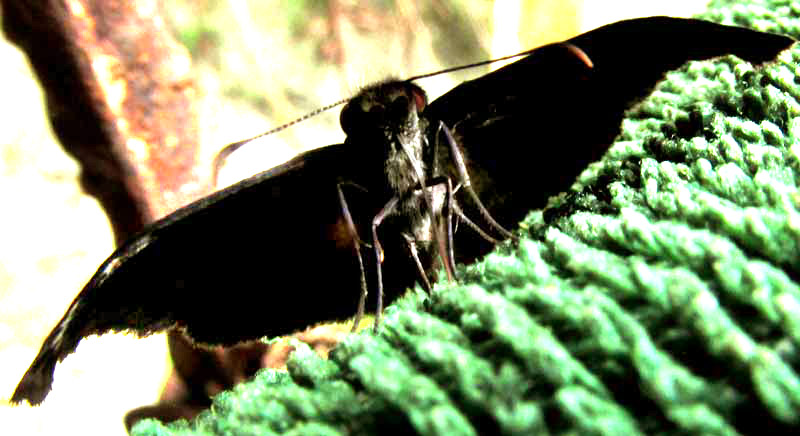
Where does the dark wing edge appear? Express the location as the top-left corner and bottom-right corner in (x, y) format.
(427, 16), (794, 129)
(9, 232), (175, 405)
(569, 16), (795, 66)
(10, 338), (58, 405)
(566, 16), (795, 107)
(10, 295), (87, 405)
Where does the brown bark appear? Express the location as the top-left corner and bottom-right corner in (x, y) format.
(1, 0), (206, 245)
(2, 0), (215, 429)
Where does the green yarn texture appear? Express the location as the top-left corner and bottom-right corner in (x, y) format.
(133, 1), (800, 435)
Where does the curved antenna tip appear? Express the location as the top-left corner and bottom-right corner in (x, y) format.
(212, 97), (350, 186)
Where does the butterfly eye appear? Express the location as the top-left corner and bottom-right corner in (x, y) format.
(340, 100), (386, 136)
(387, 95), (410, 119)
(339, 102), (357, 136)
(410, 86), (427, 112)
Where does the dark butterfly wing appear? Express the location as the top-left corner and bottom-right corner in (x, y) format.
(11, 143), (420, 405)
(424, 16), (794, 264)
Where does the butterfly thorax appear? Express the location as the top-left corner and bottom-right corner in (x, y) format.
(339, 80), (443, 252)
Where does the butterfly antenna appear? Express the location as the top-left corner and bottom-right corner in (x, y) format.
(405, 49), (534, 82)
(213, 97), (350, 185)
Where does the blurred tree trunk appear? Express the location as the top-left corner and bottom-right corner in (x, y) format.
(1, 0), (206, 245)
(1, 0), (218, 430)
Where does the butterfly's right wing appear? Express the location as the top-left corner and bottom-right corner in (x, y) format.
(12, 142), (420, 405)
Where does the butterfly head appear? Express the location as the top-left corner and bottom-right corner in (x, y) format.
(341, 81), (430, 193)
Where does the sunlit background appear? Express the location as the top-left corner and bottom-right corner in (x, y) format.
(0, 1), (708, 435)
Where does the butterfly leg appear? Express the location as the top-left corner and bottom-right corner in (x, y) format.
(336, 183), (370, 332)
(371, 197), (400, 331)
(419, 176), (458, 279)
(437, 121), (516, 240)
(451, 202), (501, 245)
(442, 177), (456, 275)
(401, 233), (432, 293)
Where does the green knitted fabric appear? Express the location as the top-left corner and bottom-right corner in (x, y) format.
(132, 1), (800, 435)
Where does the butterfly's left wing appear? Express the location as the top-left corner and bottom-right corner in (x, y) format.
(423, 16), (794, 264)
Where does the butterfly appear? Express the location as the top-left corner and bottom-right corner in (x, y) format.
(11, 16), (793, 406)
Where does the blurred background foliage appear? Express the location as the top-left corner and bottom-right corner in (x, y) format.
(1, 1), (708, 436)
(163, 0), (708, 185)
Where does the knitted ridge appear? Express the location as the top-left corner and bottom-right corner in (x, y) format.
(132, 1), (800, 435)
